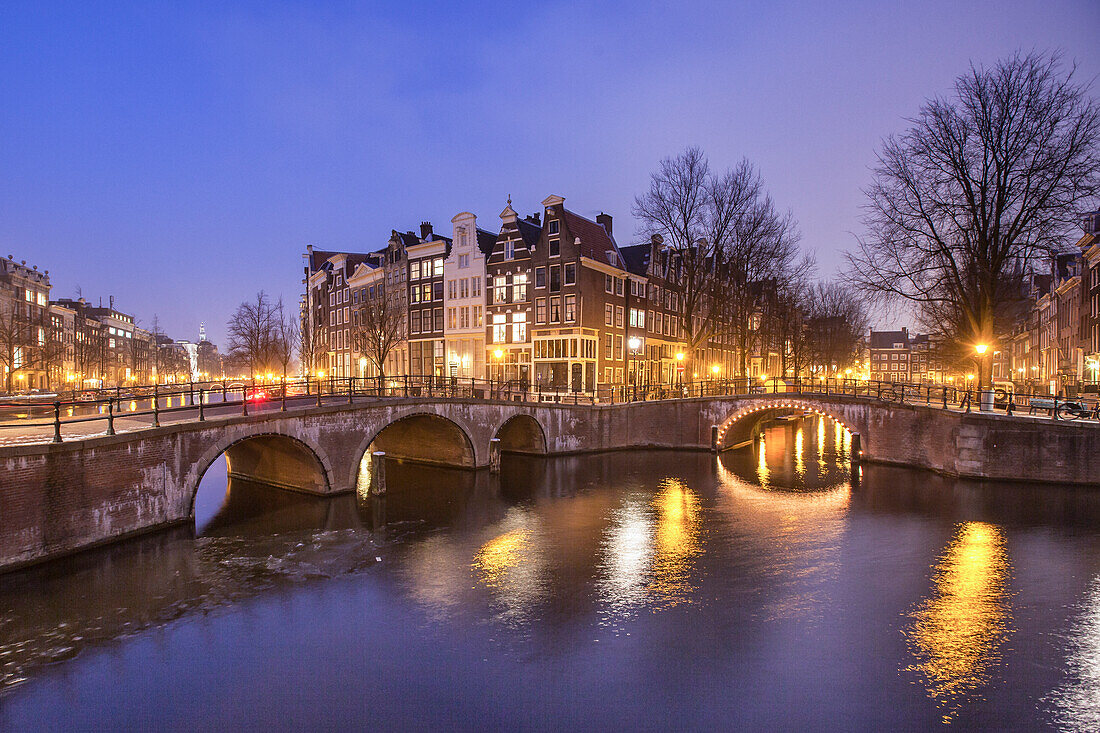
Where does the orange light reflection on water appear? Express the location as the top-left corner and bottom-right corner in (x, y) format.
(906, 521), (1011, 724)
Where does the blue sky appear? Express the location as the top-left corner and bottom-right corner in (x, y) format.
(2, 0), (1098, 346)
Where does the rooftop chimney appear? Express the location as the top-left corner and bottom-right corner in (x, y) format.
(597, 213), (613, 235)
(420, 221), (433, 240)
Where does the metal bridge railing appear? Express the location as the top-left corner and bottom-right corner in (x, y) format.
(0, 375), (1095, 445)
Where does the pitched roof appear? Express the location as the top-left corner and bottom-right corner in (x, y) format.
(618, 244), (652, 277)
(869, 329), (910, 349)
(476, 228), (497, 257)
(515, 217), (542, 248)
(308, 248), (342, 271)
(562, 209), (622, 267)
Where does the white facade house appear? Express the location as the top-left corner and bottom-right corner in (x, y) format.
(443, 212), (492, 379)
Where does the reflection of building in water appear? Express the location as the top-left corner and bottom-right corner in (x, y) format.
(757, 435), (771, 487)
(647, 479), (702, 609)
(475, 527), (530, 588)
(472, 516), (546, 620)
(1048, 575), (1100, 731)
(907, 521), (1011, 723)
(794, 426), (804, 477)
(598, 498), (654, 616)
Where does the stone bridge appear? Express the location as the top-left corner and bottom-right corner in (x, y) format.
(3, 394), (1099, 571)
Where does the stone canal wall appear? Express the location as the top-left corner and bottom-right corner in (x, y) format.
(2, 396), (1099, 571)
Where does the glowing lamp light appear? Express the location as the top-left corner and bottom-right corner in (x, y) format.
(317, 370), (326, 378)
(675, 352), (684, 362)
(628, 336), (641, 351)
(975, 344), (989, 355)
(759, 374), (767, 381)
(967, 373), (974, 380)
(711, 365), (720, 375)
(493, 348), (504, 359)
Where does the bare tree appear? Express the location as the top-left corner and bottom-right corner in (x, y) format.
(226, 291), (281, 378)
(350, 279), (404, 381)
(298, 305), (324, 377)
(805, 282), (869, 375)
(635, 148), (806, 378)
(846, 51), (1100, 388)
(273, 297), (298, 379)
(0, 305), (33, 392)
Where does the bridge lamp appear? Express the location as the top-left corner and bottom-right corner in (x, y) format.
(711, 365), (720, 375)
(845, 368), (852, 375)
(967, 373), (974, 380)
(759, 374), (767, 382)
(317, 370), (325, 379)
(628, 337), (641, 351)
(975, 344), (988, 355)
(493, 348), (504, 359)
(675, 352), (684, 362)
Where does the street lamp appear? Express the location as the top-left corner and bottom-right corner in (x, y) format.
(627, 336), (641, 400)
(493, 348), (504, 387)
(675, 351), (685, 390)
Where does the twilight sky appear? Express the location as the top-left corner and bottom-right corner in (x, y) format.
(2, 0), (1098, 347)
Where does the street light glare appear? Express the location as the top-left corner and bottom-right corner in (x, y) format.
(493, 348), (504, 359)
(975, 343), (988, 354)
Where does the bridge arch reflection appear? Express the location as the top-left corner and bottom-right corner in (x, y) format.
(715, 399), (859, 453)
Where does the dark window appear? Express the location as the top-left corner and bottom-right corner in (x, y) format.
(535, 267), (546, 288)
(548, 220), (559, 234)
(564, 263), (576, 285)
(433, 281), (443, 301)
(549, 239), (560, 257)
(550, 265), (561, 293)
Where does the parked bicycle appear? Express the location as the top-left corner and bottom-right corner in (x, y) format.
(1056, 399), (1100, 421)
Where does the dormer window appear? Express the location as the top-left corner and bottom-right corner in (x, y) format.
(548, 220), (559, 235)
(505, 241), (515, 260)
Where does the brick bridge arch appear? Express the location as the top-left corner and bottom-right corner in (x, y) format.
(493, 414), (548, 455)
(183, 427), (337, 520)
(347, 408), (481, 487)
(714, 397), (868, 451)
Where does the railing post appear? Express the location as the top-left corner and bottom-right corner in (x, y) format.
(152, 385), (160, 427)
(404, 374), (409, 398)
(106, 398), (115, 435)
(1053, 395), (1059, 421)
(188, 380), (194, 406)
(942, 387), (949, 409)
(242, 386), (249, 416)
(305, 375), (311, 396)
(282, 383), (287, 411)
(316, 380), (323, 407)
(199, 389), (206, 421)
(348, 376), (354, 404)
(52, 401), (62, 443)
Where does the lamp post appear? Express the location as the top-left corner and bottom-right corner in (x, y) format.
(493, 348), (504, 395)
(975, 343), (989, 410)
(675, 351), (684, 392)
(628, 336), (641, 400)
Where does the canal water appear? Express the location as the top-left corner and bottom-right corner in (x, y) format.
(3, 415), (1100, 730)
